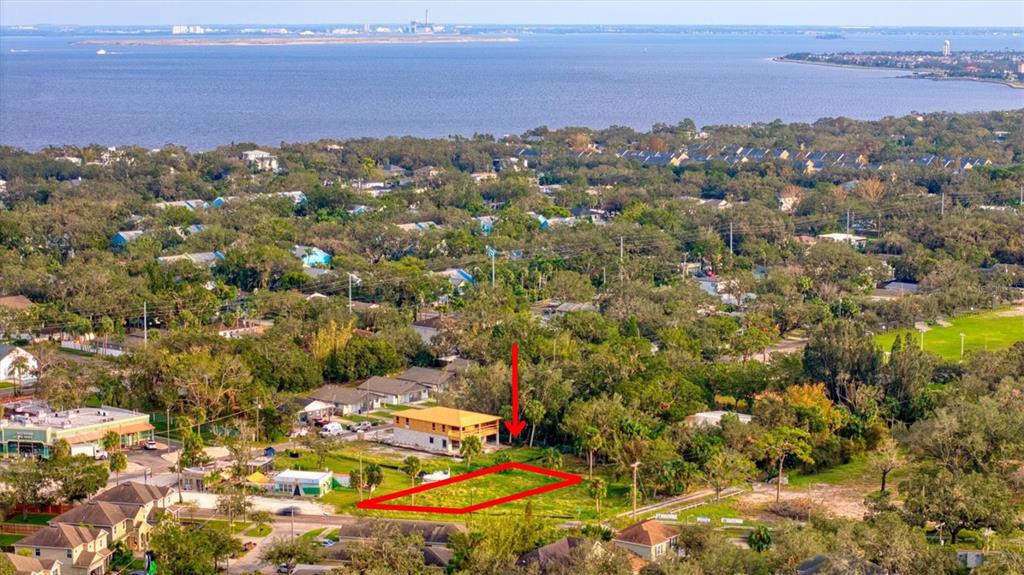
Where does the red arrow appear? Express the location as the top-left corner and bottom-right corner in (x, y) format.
(504, 342), (527, 438)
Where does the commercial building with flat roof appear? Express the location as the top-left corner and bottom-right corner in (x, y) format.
(391, 407), (500, 454)
(0, 400), (154, 457)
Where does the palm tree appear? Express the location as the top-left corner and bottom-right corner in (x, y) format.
(101, 430), (121, 454)
(541, 448), (563, 470)
(523, 399), (545, 448)
(459, 436), (482, 472)
(587, 477), (606, 515)
(109, 452), (127, 485)
(581, 428), (603, 480)
(51, 439), (71, 460)
(401, 457), (421, 504)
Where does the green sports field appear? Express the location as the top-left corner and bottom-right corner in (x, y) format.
(876, 306), (1024, 360)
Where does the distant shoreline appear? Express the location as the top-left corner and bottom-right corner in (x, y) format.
(773, 57), (1024, 89)
(80, 35), (519, 47)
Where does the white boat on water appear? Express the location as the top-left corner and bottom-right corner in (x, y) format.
(96, 49), (108, 55)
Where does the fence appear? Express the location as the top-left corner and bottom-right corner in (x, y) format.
(0, 523), (43, 536)
(60, 340), (124, 357)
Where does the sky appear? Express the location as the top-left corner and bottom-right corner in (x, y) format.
(2, 1), (1023, 28)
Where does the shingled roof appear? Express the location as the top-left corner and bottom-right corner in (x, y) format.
(394, 366), (453, 388)
(517, 537), (589, 572)
(613, 519), (678, 547)
(5, 553), (59, 575)
(92, 481), (170, 507)
(18, 524), (104, 549)
(50, 501), (128, 528)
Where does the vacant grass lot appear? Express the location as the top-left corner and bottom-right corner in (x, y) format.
(876, 307), (1024, 360)
(279, 444), (631, 521)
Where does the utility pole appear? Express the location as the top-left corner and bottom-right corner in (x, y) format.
(846, 210), (851, 235)
(143, 302), (148, 346)
(619, 237), (624, 283)
(630, 461), (641, 519)
(490, 250), (496, 286)
(728, 222), (734, 253)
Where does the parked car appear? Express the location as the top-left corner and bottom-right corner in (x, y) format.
(93, 450), (109, 460)
(144, 439), (158, 450)
(312, 417), (328, 427)
(348, 421), (372, 432)
(321, 538), (336, 547)
(276, 564), (291, 574)
(320, 422), (345, 437)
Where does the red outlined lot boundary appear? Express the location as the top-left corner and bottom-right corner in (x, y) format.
(356, 461), (582, 514)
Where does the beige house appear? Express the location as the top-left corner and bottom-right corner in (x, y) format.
(611, 519), (679, 562)
(14, 525), (110, 575)
(4, 553), (60, 575)
(91, 482), (174, 549)
(49, 501), (129, 546)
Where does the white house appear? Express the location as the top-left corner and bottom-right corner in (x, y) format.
(686, 410), (753, 427)
(611, 519), (679, 562)
(0, 345), (37, 383)
(818, 233), (867, 250)
(240, 150), (279, 172)
(274, 469), (334, 497)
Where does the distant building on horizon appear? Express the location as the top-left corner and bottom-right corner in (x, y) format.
(942, 40), (951, 57)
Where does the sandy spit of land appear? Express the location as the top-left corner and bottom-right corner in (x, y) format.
(773, 57), (1023, 89)
(80, 35), (518, 47)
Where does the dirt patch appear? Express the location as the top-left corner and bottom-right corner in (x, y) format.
(742, 484), (868, 521)
(993, 304), (1024, 318)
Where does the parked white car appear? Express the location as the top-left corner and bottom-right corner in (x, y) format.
(319, 422), (344, 437)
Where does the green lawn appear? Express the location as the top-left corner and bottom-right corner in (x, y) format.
(385, 404), (417, 411)
(341, 414), (377, 423)
(5, 513), (54, 525)
(876, 307), (1024, 360)
(789, 456), (872, 488)
(286, 444), (631, 521)
(299, 528), (325, 541)
(0, 534), (24, 546)
(675, 499), (747, 524)
(244, 523), (273, 537)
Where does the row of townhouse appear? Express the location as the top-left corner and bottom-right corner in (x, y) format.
(306, 365), (464, 417)
(6, 482), (173, 575)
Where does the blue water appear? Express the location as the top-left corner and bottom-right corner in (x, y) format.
(1, 31), (1021, 150)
